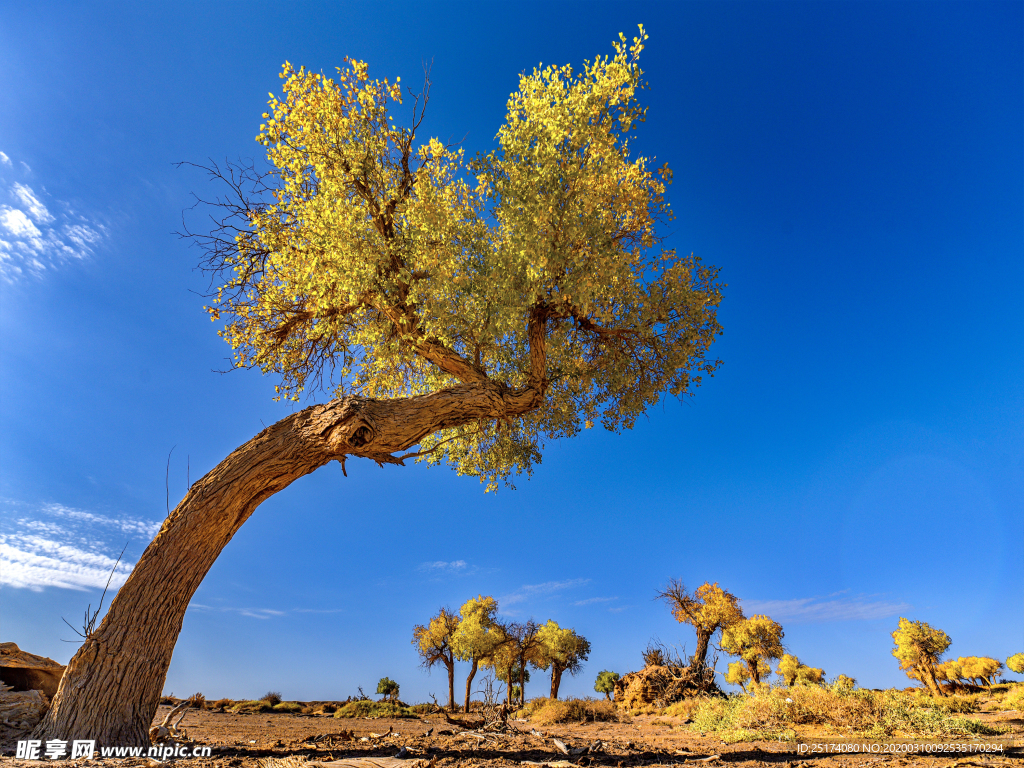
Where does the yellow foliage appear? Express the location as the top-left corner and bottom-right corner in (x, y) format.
(201, 27), (724, 489)
(1007, 653), (1024, 675)
(891, 618), (950, 695)
(720, 615), (784, 685)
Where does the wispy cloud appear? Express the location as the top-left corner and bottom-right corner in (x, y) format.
(0, 501), (161, 591)
(0, 153), (107, 282)
(188, 603), (340, 619)
(501, 578), (591, 606)
(573, 596), (618, 607)
(743, 592), (911, 623)
(419, 560), (468, 573)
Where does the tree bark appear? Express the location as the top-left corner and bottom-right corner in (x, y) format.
(446, 660), (456, 712)
(464, 658), (478, 713)
(35, 384), (541, 746)
(747, 659), (761, 686)
(692, 630), (711, 668)
(550, 665), (564, 700)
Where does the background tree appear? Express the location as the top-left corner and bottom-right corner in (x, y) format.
(891, 617), (950, 698)
(594, 670), (620, 701)
(413, 607), (461, 710)
(777, 654), (824, 687)
(536, 621), (591, 699)
(720, 615), (784, 687)
(1007, 653), (1024, 675)
(35, 28), (724, 746)
(452, 595), (501, 712)
(960, 656), (1002, 689)
(656, 580), (743, 671)
(832, 674), (857, 690)
(376, 677), (400, 702)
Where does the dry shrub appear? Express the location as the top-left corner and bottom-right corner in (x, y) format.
(262, 691), (283, 706)
(232, 700), (273, 714)
(211, 698), (233, 711)
(333, 700), (415, 719)
(318, 702), (338, 714)
(688, 684), (1004, 742)
(530, 698), (618, 725)
(662, 697), (711, 721)
(272, 701), (302, 713)
(188, 692), (207, 710)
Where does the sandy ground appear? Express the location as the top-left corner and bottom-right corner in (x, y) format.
(3, 706), (1021, 768)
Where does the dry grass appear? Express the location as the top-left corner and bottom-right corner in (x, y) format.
(522, 697), (619, 725)
(686, 684), (1004, 743)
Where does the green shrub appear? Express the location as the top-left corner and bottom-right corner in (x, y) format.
(272, 701), (303, 713)
(994, 684), (1024, 712)
(408, 703), (434, 715)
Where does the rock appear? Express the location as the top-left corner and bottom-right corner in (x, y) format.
(0, 642), (65, 699)
(0, 683), (49, 741)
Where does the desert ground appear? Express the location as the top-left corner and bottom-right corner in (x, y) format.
(4, 703), (1020, 768)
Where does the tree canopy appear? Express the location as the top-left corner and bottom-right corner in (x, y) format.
(594, 670), (620, 700)
(536, 620), (591, 699)
(776, 654), (824, 687)
(656, 580), (743, 668)
(194, 25), (723, 489)
(412, 607), (461, 709)
(1008, 653), (1024, 675)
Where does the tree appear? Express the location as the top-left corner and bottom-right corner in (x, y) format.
(536, 620), (591, 699)
(1007, 653), (1024, 675)
(891, 617), (950, 698)
(777, 654), (824, 687)
(376, 677), (400, 702)
(720, 615), (784, 686)
(452, 595), (501, 712)
(35, 28), (724, 745)
(832, 674), (856, 690)
(413, 608), (461, 710)
(960, 656), (1002, 689)
(656, 580), (743, 671)
(594, 670), (620, 700)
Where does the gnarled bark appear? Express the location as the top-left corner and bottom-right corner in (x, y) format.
(35, 383), (540, 746)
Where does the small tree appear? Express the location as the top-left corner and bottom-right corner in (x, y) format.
(777, 654), (824, 687)
(452, 595), (501, 713)
(832, 674), (856, 690)
(960, 656), (1002, 689)
(536, 620), (591, 699)
(724, 660), (750, 692)
(720, 615), (784, 686)
(891, 617), (950, 698)
(594, 670), (620, 700)
(376, 677), (400, 702)
(656, 580), (743, 671)
(413, 607), (461, 710)
(1007, 653), (1024, 675)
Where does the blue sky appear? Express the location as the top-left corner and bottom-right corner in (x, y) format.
(1, 1), (1021, 703)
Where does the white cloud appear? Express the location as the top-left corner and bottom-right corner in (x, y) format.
(573, 596), (618, 606)
(12, 183), (54, 224)
(743, 593), (911, 623)
(0, 160), (107, 282)
(501, 578), (591, 606)
(419, 560), (467, 573)
(0, 501), (161, 591)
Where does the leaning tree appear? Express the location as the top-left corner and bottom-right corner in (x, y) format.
(35, 26), (723, 745)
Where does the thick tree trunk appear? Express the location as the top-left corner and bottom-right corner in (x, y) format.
(518, 667), (526, 706)
(35, 384), (541, 746)
(464, 658), (478, 713)
(550, 665), (563, 700)
(747, 659), (761, 686)
(919, 665), (945, 697)
(692, 630), (711, 668)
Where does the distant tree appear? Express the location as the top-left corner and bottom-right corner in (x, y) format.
(1007, 653), (1024, 675)
(777, 654), (824, 687)
(594, 670), (620, 700)
(376, 677), (400, 702)
(452, 595), (501, 713)
(656, 580), (743, 671)
(536, 621), (591, 699)
(720, 615), (784, 687)
(960, 656), (1002, 689)
(413, 607), (461, 710)
(488, 620), (544, 706)
(724, 660), (751, 693)
(891, 618), (950, 698)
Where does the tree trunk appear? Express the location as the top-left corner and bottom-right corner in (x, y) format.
(550, 665), (564, 700)
(747, 659), (761, 686)
(918, 664), (945, 697)
(35, 384), (541, 746)
(464, 658), (479, 713)
(692, 630), (711, 668)
(518, 667), (526, 706)
(446, 660), (456, 712)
